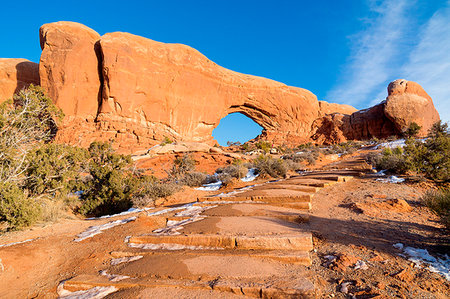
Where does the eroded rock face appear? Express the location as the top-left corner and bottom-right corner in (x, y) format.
(0, 58), (39, 103)
(39, 21), (101, 121)
(96, 32), (320, 150)
(35, 22), (440, 152)
(318, 101), (357, 116)
(384, 79), (440, 136)
(310, 79), (439, 144)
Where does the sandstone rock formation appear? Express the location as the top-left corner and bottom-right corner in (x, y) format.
(0, 58), (39, 103)
(39, 21), (101, 120)
(384, 79), (440, 136)
(318, 101), (357, 116)
(95, 32), (320, 150)
(14, 22), (436, 152)
(311, 79), (440, 144)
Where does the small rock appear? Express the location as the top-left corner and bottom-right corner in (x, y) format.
(376, 281), (386, 290)
(392, 268), (414, 282)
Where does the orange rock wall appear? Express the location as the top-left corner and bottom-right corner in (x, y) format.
(0, 58), (39, 103)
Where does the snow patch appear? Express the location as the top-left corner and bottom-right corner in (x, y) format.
(376, 176), (405, 183)
(393, 243), (404, 250)
(152, 205), (216, 235)
(110, 255), (143, 265)
(374, 169), (387, 176)
(99, 270), (130, 282)
(241, 168), (259, 182)
(375, 139), (406, 149)
(395, 243), (450, 281)
(74, 217), (136, 242)
(354, 260), (369, 270)
(0, 238), (36, 248)
(146, 202), (194, 217)
(57, 282), (117, 298)
(195, 181), (222, 191)
(86, 207), (153, 220)
(128, 242), (223, 251)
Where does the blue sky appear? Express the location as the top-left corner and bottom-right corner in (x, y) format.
(2, 0), (449, 145)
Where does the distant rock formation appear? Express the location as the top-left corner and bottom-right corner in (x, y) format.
(311, 79), (440, 144)
(0, 22), (441, 153)
(0, 58), (39, 103)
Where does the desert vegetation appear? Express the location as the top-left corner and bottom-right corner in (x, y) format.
(0, 87), (179, 230)
(368, 121), (449, 183)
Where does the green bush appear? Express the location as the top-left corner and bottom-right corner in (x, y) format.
(78, 142), (137, 217)
(0, 85), (63, 184)
(0, 182), (41, 229)
(24, 143), (88, 196)
(368, 121), (449, 183)
(160, 136), (173, 146)
(422, 188), (450, 231)
(255, 140), (272, 154)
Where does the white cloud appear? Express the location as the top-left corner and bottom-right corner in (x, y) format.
(401, 3), (450, 122)
(326, 0), (411, 108)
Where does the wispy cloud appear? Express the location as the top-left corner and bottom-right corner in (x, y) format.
(326, 0), (411, 108)
(401, 2), (450, 122)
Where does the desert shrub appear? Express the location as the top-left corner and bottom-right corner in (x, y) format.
(181, 171), (208, 187)
(160, 136), (173, 146)
(252, 155), (288, 178)
(216, 163), (248, 180)
(77, 142), (138, 216)
(422, 188), (450, 230)
(404, 122), (421, 138)
(255, 140), (272, 154)
(132, 176), (180, 207)
(0, 85), (63, 184)
(0, 182), (41, 229)
(283, 149), (319, 166)
(367, 121), (449, 182)
(168, 154), (196, 179)
(24, 143), (88, 196)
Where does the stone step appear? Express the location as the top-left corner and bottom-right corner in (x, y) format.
(251, 184), (321, 193)
(235, 189), (314, 201)
(110, 250), (312, 266)
(280, 178), (337, 187)
(62, 274), (317, 298)
(128, 233), (313, 251)
(201, 204), (310, 222)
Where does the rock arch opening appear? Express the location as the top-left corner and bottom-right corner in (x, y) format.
(212, 112), (263, 146)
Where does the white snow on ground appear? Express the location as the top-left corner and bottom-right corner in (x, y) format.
(57, 282), (117, 298)
(74, 217), (136, 242)
(128, 242), (223, 251)
(0, 238), (36, 248)
(354, 260), (369, 270)
(86, 207), (153, 220)
(99, 270), (130, 282)
(374, 169), (387, 176)
(375, 139), (406, 149)
(376, 176), (405, 183)
(152, 205), (216, 235)
(241, 168), (259, 182)
(394, 243), (450, 281)
(146, 202), (194, 217)
(195, 181), (222, 191)
(211, 184), (259, 198)
(110, 255), (143, 265)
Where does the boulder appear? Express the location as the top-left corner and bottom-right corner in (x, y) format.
(0, 58), (39, 103)
(384, 79), (440, 136)
(310, 79), (439, 143)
